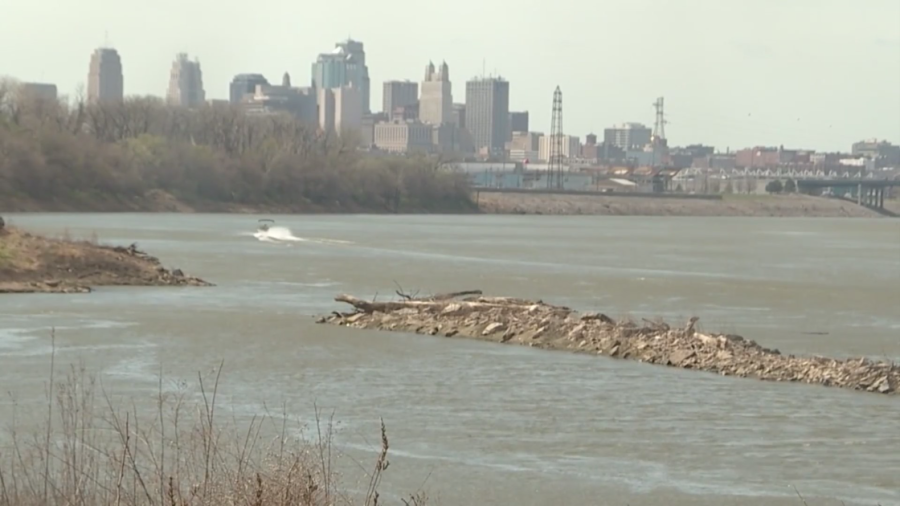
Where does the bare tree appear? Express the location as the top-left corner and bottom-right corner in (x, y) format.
(0, 90), (473, 212)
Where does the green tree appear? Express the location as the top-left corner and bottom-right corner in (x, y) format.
(783, 178), (796, 193)
(765, 179), (783, 194)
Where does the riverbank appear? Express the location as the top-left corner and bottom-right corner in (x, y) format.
(319, 291), (898, 395)
(0, 223), (210, 293)
(4, 190), (896, 217)
(0, 189), (480, 214)
(477, 191), (896, 217)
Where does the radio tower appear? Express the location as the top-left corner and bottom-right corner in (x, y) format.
(652, 96), (667, 140)
(547, 86), (564, 189)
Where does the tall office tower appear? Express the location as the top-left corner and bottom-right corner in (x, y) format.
(509, 111), (529, 135)
(383, 80), (418, 116)
(312, 39), (370, 113)
(419, 61), (452, 125)
(451, 103), (466, 129)
(317, 85), (363, 135)
(166, 53), (205, 107)
(464, 77), (509, 153)
(87, 47), (124, 103)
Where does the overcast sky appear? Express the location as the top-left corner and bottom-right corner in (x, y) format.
(2, 0), (898, 152)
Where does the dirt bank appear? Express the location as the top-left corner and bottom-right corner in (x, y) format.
(318, 291), (898, 395)
(0, 189), (479, 214)
(0, 224), (211, 293)
(476, 192), (893, 217)
(5, 188), (894, 218)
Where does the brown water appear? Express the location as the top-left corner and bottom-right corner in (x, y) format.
(2, 213), (899, 506)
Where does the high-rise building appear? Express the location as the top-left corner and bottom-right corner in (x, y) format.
(311, 39), (370, 113)
(317, 85), (363, 135)
(465, 77), (509, 153)
(419, 61), (452, 125)
(87, 47), (123, 103)
(452, 103), (466, 129)
(166, 53), (205, 107)
(509, 111), (529, 135)
(230, 74), (269, 104)
(335, 39), (370, 114)
(383, 80), (418, 117)
(603, 123), (652, 150)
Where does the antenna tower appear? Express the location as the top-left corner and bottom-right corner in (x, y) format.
(547, 86), (564, 189)
(652, 96), (667, 140)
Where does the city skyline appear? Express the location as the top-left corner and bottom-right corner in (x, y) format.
(2, 0), (898, 151)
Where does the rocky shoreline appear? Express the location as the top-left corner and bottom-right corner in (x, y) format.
(0, 224), (210, 293)
(476, 192), (897, 217)
(318, 291), (899, 395)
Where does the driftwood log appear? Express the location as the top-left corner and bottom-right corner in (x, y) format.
(320, 290), (900, 396)
(334, 290), (573, 316)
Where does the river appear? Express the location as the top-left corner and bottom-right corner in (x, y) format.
(1, 213), (899, 505)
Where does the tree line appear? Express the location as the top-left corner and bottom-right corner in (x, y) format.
(0, 78), (474, 212)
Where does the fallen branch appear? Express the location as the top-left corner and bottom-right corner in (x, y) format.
(333, 292), (529, 314)
(430, 290), (483, 301)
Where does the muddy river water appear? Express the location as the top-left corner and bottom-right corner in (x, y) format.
(1, 213), (899, 505)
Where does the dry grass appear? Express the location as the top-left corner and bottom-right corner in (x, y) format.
(0, 332), (424, 506)
(0, 242), (14, 268)
(0, 227), (70, 272)
(0, 229), (32, 271)
(0, 227), (101, 268)
(0, 226), (174, 285)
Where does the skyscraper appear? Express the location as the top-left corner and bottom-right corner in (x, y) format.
(311, 39), (370, 113)
(166, 53), (205, 107)
(383, 80), (418, 116)
(509, 111), (529, 134)
(87, 47), (124, 103)
(419, 61), (452, 125)
(465, 77), (509, 153)
(230, 73), (269, 103)
(317, 85), (362, 135)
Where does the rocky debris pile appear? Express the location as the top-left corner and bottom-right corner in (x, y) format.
(109, 243), (210, 287)
(318, 291), (899, 395)
(0, 280), (92, 294)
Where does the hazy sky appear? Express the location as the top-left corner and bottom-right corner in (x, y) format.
(2, 0), (899, 152)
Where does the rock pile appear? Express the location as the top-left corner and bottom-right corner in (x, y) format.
(318, 291), (899, 395)
(110, 243), (210, 287)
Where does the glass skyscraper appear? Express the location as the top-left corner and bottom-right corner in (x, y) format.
(311, 40), (370, 113)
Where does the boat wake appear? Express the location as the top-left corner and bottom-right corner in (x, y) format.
(248, 226), (353, 245)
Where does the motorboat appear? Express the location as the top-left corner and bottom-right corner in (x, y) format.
(257, 219), (274, 233)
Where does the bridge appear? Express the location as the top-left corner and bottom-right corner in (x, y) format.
(796, 179), (900, 211)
